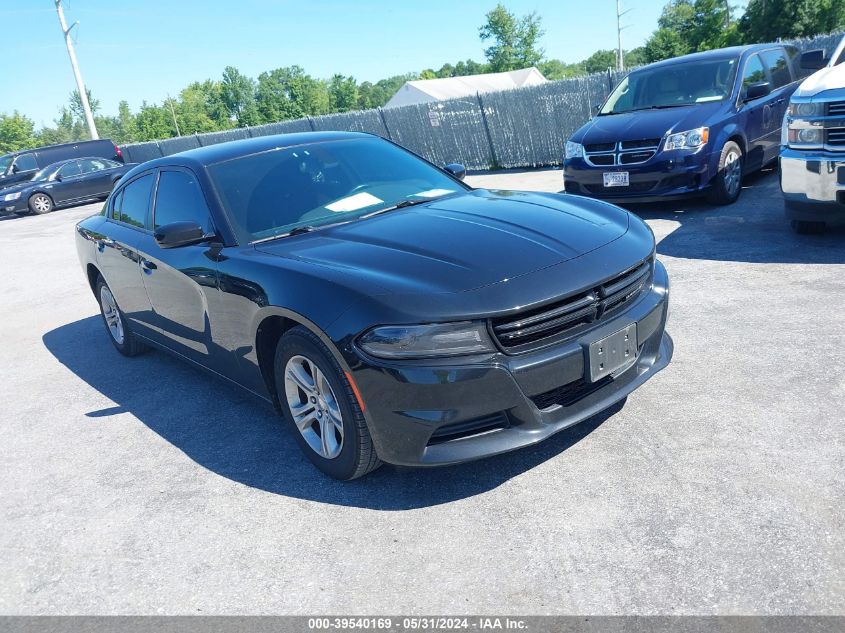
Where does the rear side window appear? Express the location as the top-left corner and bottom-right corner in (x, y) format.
(760, 49), (792, 88)
(13, 153), (37, 172)
(153, 170), (214, 232)
(114, 174), (153, 228)
(58, 161), (82, 178)
(742, 55), (766, 98)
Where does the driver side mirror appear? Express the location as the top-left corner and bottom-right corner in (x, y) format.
(154, 221), (213, 249)
(54, 173), (62, 182)
(744, 81), (771, 102)
(799, 49), (828, 71)
(444, 163), (466, 181)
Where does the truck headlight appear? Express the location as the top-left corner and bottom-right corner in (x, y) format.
(358, 322), (495, 359)
(664, 127), (709, 151)
(787, 128), (823, 145)
(564, 141), (584, 159)
(3, 192), (21, 201)
(787, 102), (824, 118)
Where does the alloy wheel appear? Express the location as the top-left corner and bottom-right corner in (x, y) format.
(99, 285), (125, 345)
(723, 150), (741, 197)
(283, 354), (344, 459)
(31, 195), (51, 213)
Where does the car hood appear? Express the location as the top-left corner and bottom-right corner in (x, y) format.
(255, 189), (629, 295)
(0, 181), (35, 196)
(793, 63), (845, 98)
(574, 102), (725, 145)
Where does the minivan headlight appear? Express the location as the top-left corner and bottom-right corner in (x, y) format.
(664, 127), (709, 151)
(565, 141), (584, 159)
(358, 322), (495, 359)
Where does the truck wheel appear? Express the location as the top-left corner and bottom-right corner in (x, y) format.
(28, 193), (54, 214)
(791, 220), (825, 234)
(706, 141), (743, 205)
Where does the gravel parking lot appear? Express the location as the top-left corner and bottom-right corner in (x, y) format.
(1, 167), (843, 614)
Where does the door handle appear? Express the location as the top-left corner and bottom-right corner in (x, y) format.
(141, 259), (157, 272)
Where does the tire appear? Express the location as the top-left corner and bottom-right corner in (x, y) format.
(28, 193), (54, 215)
(791, 220), (825, 235)
(706, 141), (743, 205)
(95, 276), (147, 357)
(274, 326), (381, 480)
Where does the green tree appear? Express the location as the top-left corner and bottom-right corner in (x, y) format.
(479, 4), (545, 72)
(0, 112), (36, 153)
(739, 0), (845, 42)
(328, 74), (359, 112)
(221, 66), (259, 126)
(69, 88), (101, 121)
(583, 49), (618, 73)
(643, 0), (735, 62)
(176, 80), (230, 134)
(256, 66), (330, 122)
(135, 101), (175, 141)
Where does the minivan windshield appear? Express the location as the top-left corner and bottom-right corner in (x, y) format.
(600, 57), (739, 115)
(208, 137), (466, 243)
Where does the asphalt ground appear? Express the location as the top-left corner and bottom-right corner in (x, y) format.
(1, 166), (843, 614)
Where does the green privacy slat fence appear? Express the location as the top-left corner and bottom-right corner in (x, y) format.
(121, 31), (842, 169)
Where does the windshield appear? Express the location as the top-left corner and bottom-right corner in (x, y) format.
(208, 137), (466, 243)
(0, 155), (11, 175)
(600, 57), (738, 115)
(30, 165), (55, 182)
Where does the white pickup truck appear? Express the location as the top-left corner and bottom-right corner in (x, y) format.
(781, 36), (845, 233)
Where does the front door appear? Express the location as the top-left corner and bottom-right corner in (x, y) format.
(51, 161), (86, 204)
(739, 54), (769, 171)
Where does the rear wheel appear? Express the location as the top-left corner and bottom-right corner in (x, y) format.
(274, 326), (381, 480)
(707, 141), (743, 205)
(95, 276), (147, 356)
(28, 193), (53, 215)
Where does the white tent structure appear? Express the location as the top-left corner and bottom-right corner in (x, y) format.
(384, 67), (547, 108)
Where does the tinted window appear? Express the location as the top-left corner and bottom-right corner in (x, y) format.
(761, 49), (791, 88)
(742, 55), (766, 98)
(114, 174), (153, 228)
(79, 158), (112, 173)
(13, 154), (37, 172)
(153, 170), (214, 232)
(785, 45), (813, 80)
(110, 190), (123, 220)
(58, 161), (83, 178)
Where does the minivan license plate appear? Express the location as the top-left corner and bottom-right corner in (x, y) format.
(588, 323), (637, 382)
(603, 172), (629, 187)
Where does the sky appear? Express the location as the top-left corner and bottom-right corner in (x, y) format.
(4, 0), (747, 128)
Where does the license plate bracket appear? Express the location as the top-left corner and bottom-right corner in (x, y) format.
(587, 323), (638, 382)
(603, 171), (630, 187)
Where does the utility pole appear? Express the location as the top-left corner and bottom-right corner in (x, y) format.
(55, 0), (98, 139)
(615, 0), (633, 73)
(166, 95), (181, 137)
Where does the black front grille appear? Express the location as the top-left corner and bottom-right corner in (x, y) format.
(588, 154), (615, 166)
(620, 138), (661, 150)
(530, 376), (614, 410)
(619, 150), (656, 164)
(491, 259), (652, 351)
(427, 413), (510, 445)
(826, 128), (845, 147)
(583, 181), (657, 194)
(828, 101), (845, 116)
(585, 142), (615, 153)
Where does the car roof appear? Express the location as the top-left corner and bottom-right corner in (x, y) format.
(632, 43), (783, 73)
(0, 139), (115, 160)
(132, 131), (372, 174)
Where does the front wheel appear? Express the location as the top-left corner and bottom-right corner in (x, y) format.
(274, 326), (381, 480)
(28, 193), (54, 214)
(706, 141), (743, 205)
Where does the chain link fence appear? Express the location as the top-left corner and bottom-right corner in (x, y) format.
(122, 31), (843, 170)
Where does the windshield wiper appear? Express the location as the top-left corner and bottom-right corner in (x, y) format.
(603, 104), (689, 115)
(252, 224), (322, 244)
(363, 197), (435, 219)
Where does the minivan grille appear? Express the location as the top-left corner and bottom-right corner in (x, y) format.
(491, 258), (652, 351)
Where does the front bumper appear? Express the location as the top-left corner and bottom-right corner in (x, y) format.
(780, 149), (845, 223)
(563, 151), (715, 203)
(352, 260), (672, 466)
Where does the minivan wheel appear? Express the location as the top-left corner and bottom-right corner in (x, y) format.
(274, 326), (381, 480)
(28, 193), (54, 214)
(791, 220), (825, 234)
(707, 141), (743, 205)
(95, 276), (147, 356)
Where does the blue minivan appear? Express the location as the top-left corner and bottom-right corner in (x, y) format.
(563, 44), (810, 205)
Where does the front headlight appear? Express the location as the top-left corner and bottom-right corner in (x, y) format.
(664, 127), (709, 151)
(787, 128), (824, 145)
(787, 102), (824, 118)
(358, 322), (495, 359)
(3, 192), (21, 201)
(564, 140), (584, 159)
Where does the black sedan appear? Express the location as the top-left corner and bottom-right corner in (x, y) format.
(2, 157), (135, 215)
(75, 132), (672, 480)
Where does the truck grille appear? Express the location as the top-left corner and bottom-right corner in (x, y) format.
(828, 101), (845, 116)
(826, 128), (845, 147)
(491, 258), (652, 352)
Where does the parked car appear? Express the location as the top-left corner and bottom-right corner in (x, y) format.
(75, 132), (672, 480)
(0, 139), (123, 192)
(780, 36), (845, 233)
(563, 44), (808, 205)
(1, 157), (135, 215)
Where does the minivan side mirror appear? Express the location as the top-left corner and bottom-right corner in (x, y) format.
(799, 49), (828, 71)
(154, 221), (212, 249)
(744, 81), (771, 102)
(444, 163), (466, 181)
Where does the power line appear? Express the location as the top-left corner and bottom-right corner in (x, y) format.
(54, 0), (98, 140)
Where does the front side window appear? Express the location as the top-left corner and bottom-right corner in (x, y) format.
(13, 153), (37, 172)
(153, 170), (214, 232)
(760, 49), (791, 88)
(742, 55), (767, 99)
(114, 174), (153, 228)
(208, 138), (465, 242)
(58, 162), (83, 179)
(600, 57), (738, 114)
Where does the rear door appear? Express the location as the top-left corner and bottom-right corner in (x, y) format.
(738, 54), (769, 170)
